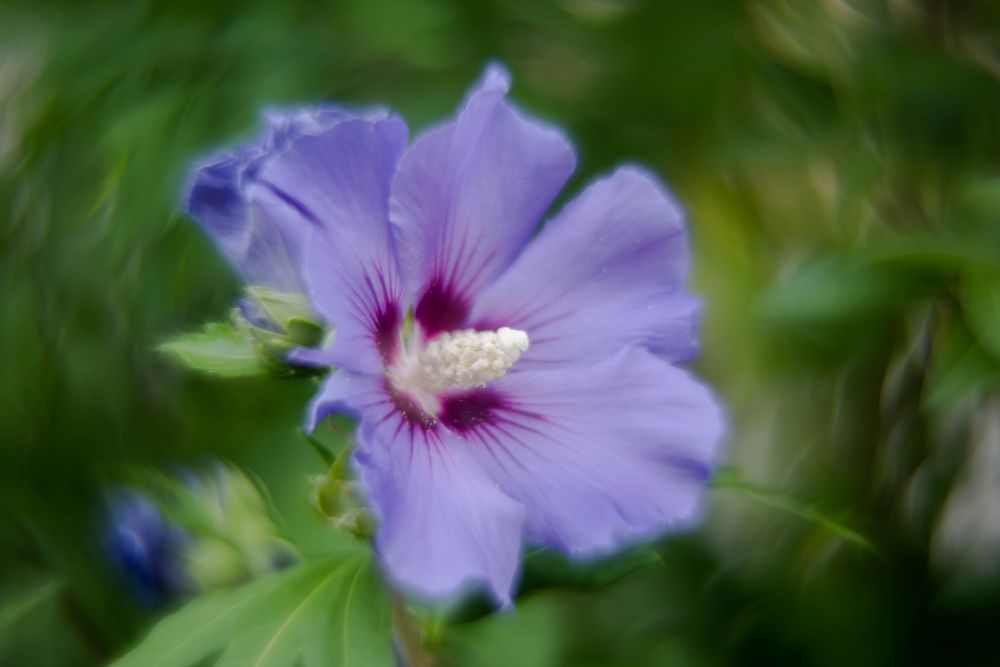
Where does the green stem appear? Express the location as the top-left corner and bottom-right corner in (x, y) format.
(298, 427), (335, 467)
(391, 590), (434, 667)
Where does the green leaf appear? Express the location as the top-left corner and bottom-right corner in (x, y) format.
(215, 554), (392, 667)
(437, 595), (567, 667)
(0, 580), (61, 632)
(712, 467), (875, 552)
(925, 317), (1000, 409)
(757, 256), (904, 330)
(110, 574), (282, 667)
(111, 548), (394, 667)
(301, 555), (395, 667)
(962, 272), (1000, 362)
(157, 322), (268, 377)
(443, 545), (664, 626)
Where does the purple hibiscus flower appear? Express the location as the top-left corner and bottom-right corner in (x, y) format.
(186, 65), (725, 605)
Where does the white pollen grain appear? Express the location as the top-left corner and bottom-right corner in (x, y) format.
(419, 327), (530, 391)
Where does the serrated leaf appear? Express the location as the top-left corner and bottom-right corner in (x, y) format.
(111, 548), (393, 667)
(110, 574), (282, 667)
(158, 322), (267, 377)
(301, 556), (394, 667)
(215, 552), (393, 667)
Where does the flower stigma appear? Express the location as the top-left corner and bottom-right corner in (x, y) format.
(388, 326), (529, 417)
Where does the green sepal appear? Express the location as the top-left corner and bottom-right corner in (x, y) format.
(157, 322), (269, 378)
(285, 316), (325, 348)
(158, 284), (331, 378)
(239, 286), (328, 373)
(244, 286), (324, 345)
(308, 439), (377, 540)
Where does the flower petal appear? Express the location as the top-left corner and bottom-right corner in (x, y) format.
(307, 371), (526, 604)
(389, 65), (576, 337)
(185, 107), (370, 291)
(254, 115), (409, 374)
(455, 347), (725, 555)
(469, 167), (699, 367)
(357, 428), (526, 605)
(302, 369), (367, 432)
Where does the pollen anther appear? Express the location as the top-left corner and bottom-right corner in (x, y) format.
(419, 327), (529, 391)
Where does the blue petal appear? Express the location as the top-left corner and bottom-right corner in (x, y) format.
(470, 167), (700, 368)
(254, 114), (409, 374)
(357, 431), (525, 606)
(389, 65), (576, 338)
(184, 106), (389, 292)
(307, 371), (526, 605)
(467, 347), (725, 555)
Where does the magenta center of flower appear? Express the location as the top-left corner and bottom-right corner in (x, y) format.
(386, 325), (529, 419)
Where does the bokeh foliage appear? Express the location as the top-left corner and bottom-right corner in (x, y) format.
(3, 0), (1000, 665)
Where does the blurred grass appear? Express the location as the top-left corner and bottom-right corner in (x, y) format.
(4, 0), (1000, 665)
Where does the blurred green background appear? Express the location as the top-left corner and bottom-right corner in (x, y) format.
(4, 0), (1000, 665)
